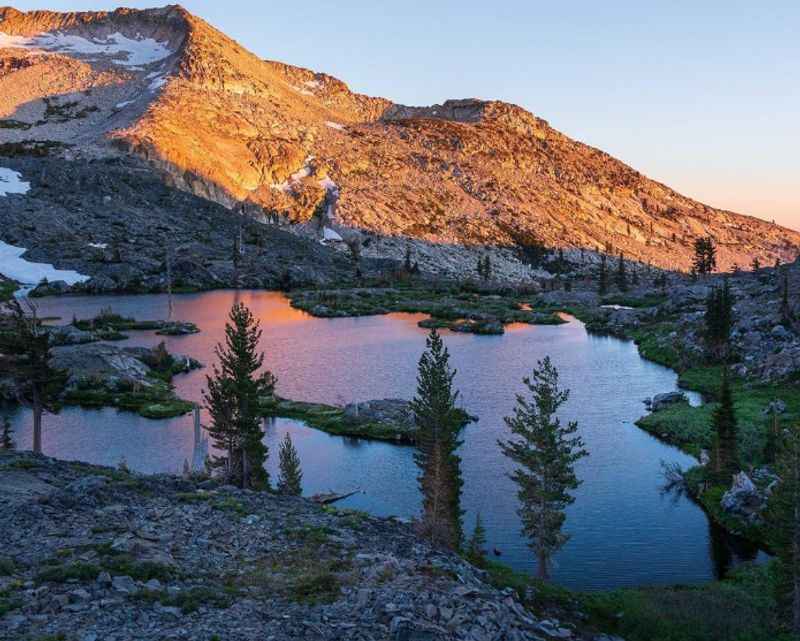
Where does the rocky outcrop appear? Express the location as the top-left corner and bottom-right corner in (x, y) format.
(1, 6), (798, 276)
(644, 392), (687, 413)
(720, 469), (778, 525)
(343, 399), (416, 437)
(0, 451), (615, 640)
(546, 257), (800, 383)
(51, 343), (169, 390)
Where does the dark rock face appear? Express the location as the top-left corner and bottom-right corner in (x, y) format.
(0, 451), (607, 640)
(0, 156), (394, 294)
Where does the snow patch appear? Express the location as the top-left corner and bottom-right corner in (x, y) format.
(88, 242), (107, 249)
(322, 227), (343, 242)
(0, 167), (29, 196)
(148, 75), (167, 92)
(115, 99), (134, 109)
(0, 240), (89, 286)
(303, 79), (321, 89)
(325, 121), (345, 131)
(0, 31), (173, 67)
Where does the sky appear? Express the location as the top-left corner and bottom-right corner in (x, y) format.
(9, 1), (800, 231)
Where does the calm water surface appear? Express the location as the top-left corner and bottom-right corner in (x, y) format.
(2, 290), (763, 590)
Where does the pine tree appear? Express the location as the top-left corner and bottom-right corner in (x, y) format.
(411, 329), (465, 549)
(751, 257), (761, 272)
(484, 255), (492, 280)
(404, 246), (413, 273)
(598, 254), (608, 295)
(476, 256), (484, 279)
(0, 299), (66, 454)
(693, 236), (718, 276)
(704, 279), (734, 362)
(615, 252), (629, 292)
(277, 432), (303, 496)
(0, 417), (14, 450)
(498, 357), (588, 580)
(781, 268), (794, 327)
(466, 512), (487, 568)
(766, 425), (800, 637)
(710, 367), (739, 484)
(203, 302), (276, 489)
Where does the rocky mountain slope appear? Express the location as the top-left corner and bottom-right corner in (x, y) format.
(0, 155), (390, 293)
(1, 4), (798, 278)
(0, 451), (620, 641)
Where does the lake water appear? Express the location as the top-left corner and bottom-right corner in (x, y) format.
(1, 290), (763, 590)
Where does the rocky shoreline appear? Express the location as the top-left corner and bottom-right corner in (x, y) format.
(0, 450), (620, 641)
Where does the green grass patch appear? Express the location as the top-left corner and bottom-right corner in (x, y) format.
(289, 571), (342, 604)
(64, 377), (194, 420)
(102, 556), (174, 582)
(212, 497), (248, 516)
(0, 557), (18, 576)
(601, 294), (667, 308)
(0, 583), (23, 617)
(636, 374), (800, 464)
(582, 563), (783, 641)
(36, 562), (101, 584)
(176, 491), (214, 503)
(132, 585), (236, 613)
(0, 280), (18, 302)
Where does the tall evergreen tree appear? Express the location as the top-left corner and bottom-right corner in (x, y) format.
(0, 417), (14, 450)
(751, 256), (761, 272)
(404, 246), (413, 273)
(704, 279), (735, 362)
(710, 367), (739, 484)
(277, 432), (303, 496)
(466, 512), (488, 568)
(693, 236), (718, 276)
(484, 255), (492, 280)
(615, 252), (629, 292)
(411, 329), (465, 549)
(203, 303), (275, 489)
(766, 425), (800, 637)
(598, 254), (609, 295)
(0, 299), (66, 454)
(781, 268), (795, 327)
(499, 357), (588, 580)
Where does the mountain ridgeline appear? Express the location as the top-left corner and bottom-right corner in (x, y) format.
(1, 4), (798, 276)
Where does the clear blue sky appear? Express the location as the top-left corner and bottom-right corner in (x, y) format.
(10, 1), (800, 230)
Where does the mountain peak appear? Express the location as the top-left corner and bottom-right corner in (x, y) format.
(1, 4), (798, 272)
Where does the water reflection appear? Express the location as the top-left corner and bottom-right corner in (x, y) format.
(0, 290), (763, 590)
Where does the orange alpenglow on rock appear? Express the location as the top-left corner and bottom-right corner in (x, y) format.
(1, 4), (798, 272)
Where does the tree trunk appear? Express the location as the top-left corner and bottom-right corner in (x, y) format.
(537, 546), (550, 581)
(241, 448), (249, 489)
(32, 391), (42, 454)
